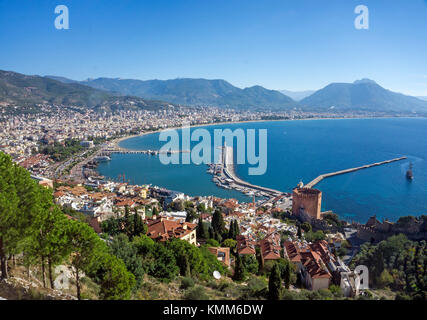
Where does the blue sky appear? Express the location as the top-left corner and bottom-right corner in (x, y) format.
(1, 0), (427, 95)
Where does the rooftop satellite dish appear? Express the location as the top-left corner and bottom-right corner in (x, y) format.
(213, 270), (221, 280)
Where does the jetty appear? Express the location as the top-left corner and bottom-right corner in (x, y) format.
(103, 147), (190, 155)
(221, 146), (284, 197)
(304, 156), (407, 188)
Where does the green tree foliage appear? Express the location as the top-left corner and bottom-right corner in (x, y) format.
(304, 230), (326, 242)
(171, 200), (184, 212)
(212, 209), (226, 235)
(241, 254), (259, 274)
(166, 239), (208, 277)
(301, 222), (312, 233)
(66, 219), (105, 299)
(378, 269), (394, 289)
(109, 234), (145, 288)
(208, 226), (214, 239)
(268, 264), (282, 300)
(101, 209), (147, 240)
(322, 213), (343, 228)
(199, 245), (226, 276)
(25, 191), (72, 289)
(0, 152), (39, 279)
(150, 243), (180, 281)
(351, 234), (426, 298)
(239, 277), (268, 299)
(227, 220), (240, 240)
(233, 254), (246, 281)
(222, 239), (237, 252)
(196, 218), (209, 239)
(185, 207), (198, 223)
(0, 152), (137, 300)
(133, 209), (147, 237)
(96, 253), (136, 300)
(276, 259), (295, 289)
(206, 239), (220, 247)
(40, 139), (84, 162)
(197, 203), (207, 213)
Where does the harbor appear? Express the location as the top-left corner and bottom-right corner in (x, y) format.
(207, 146), (286, 201)
(102, 146), (191, 156)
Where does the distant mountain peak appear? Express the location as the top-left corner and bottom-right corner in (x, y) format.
(300, 78), (427, 113)
(353, 78), (378, 85)
(75, 77), (296, 109)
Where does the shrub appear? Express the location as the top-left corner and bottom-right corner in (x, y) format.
(185, 286), (209, 300)
(180, 277), (195, 290)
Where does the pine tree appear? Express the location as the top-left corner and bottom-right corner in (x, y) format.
(132, 212), (146, 238)
(26, 188), (72, 289)
(234, 220), (240, 237)
(197, 218), (208, 239)
(215, 232), (223, 244)
(208, 227), (214, 239)
(0, 152), (38, 280)
(177, 254), (191, 277)
(66, 220), (104, 300)
(212, 209), (225, 235)
(268, 264), (282, 300)
(228, 220), (235, 239)
(282, 261), (291, 289)
(233, 253), (246, 281)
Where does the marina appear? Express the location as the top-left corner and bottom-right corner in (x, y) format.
(207, 145), (285, 201)
(103, 147), (191, 156)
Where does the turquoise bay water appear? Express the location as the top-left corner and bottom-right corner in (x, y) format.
(98, 118), (427, 223)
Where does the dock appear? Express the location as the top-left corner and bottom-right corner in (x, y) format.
(221, 146), (284, 197)
(304, 156), (407, 188)
(103, 147), (190, 155)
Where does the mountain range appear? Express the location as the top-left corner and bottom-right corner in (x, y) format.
(299, 79), (427, 113)
(57, 75), (427, 113)
(279, 89), (315, 101)
(1, 70), (427, 114)
(75, 77), (296, 110)
(0, 70), (174, 113)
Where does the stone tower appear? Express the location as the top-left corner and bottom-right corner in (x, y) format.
(292, 188), (322, 220)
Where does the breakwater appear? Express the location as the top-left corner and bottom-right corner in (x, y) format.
(305, 157), (407, 188)
(218, 146), (284, 198)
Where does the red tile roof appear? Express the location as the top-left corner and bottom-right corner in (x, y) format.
(236, 235), (257, 255)
(147, 218), (197, 242)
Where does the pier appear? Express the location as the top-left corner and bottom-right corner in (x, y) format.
(304, 156), (407, 188)
(104, 147), (190, 155)
(220, 146), (284, 197)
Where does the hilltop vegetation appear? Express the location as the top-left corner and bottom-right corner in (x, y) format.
(351, 234), (427, 300)
(0, 151), (135, 299)
(0, 151), (232, 300)
(0, 70), (174, 114)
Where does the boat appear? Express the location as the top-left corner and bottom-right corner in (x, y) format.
(406, 163), (414, 180)
(94, 155), (111, 162)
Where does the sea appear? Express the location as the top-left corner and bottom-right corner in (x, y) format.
(97, 118), (427, 223)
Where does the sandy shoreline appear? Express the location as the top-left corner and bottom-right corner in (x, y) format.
(113, 115), (402, 148)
